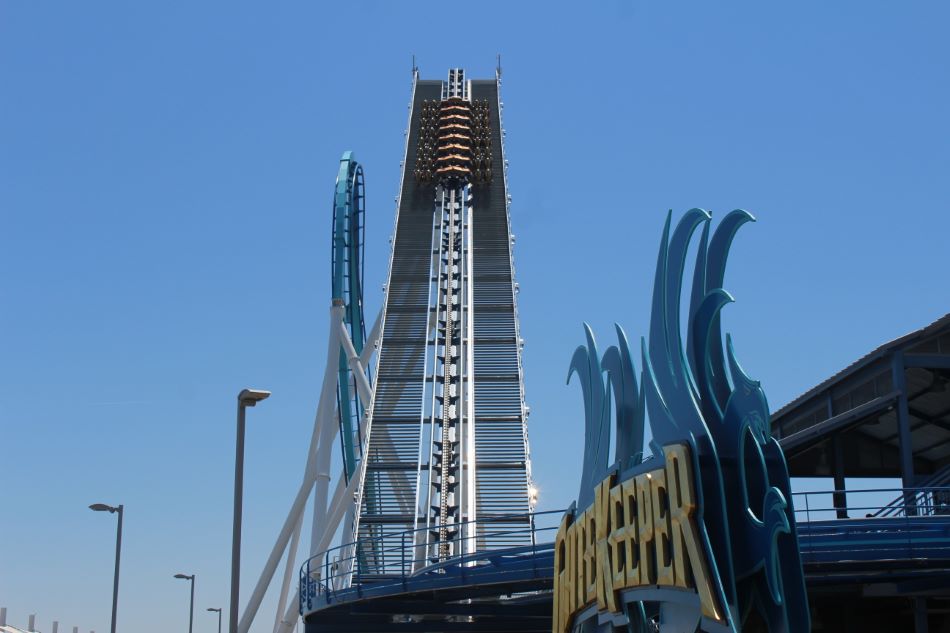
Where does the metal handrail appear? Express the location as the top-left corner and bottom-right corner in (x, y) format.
(873, 467), (950, 517)
(791, 487), (950, 567)
(791, 486), (950, 522)
(301, 487), (950, 615)
(300, 510), (564, 613)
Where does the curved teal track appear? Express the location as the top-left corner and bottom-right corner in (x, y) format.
(331, 151), (367, 481)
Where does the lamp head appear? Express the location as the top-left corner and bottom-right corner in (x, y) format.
(238, 388), (271, 407)
(89, 503), (115, 513)
(174, 573), (194, 580)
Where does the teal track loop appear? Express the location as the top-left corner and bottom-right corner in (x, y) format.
(332, 151), (367, 482)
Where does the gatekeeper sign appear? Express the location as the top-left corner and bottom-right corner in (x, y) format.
(554, 211), (809, 633)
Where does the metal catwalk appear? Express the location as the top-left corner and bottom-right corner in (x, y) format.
(352, 68), (534, 574)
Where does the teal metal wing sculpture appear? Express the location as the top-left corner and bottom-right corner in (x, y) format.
(566, 209), (810, 633)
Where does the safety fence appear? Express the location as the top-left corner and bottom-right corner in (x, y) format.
(300, 510), (563, 614)
(792, 486), (950, 565)
(302, 488), (950, 614)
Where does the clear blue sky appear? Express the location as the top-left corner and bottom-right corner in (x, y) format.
(2, 2), (948, 632)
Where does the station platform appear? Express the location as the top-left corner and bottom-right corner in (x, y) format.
(300, 491), (950, 633)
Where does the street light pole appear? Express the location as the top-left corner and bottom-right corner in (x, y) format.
(89, 503), (123, 633)
(230, 388), (270, 633)
(207, 608), (222, 633)
(173, 574), (196, 633)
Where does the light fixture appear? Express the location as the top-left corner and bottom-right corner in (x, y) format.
(238, 389), (271, 407)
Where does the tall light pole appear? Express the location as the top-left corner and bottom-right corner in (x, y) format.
(206, 608), (222, 633)
(230, 388), (270, 633)
(89, 503), (123, 633)
(173, 573), (196, 633)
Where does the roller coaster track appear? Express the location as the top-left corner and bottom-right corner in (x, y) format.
(331, 151), (368, 482)
(240, 69), (534, 633)
(347, 69), (534, 579)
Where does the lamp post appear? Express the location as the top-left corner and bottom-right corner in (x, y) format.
(173, 573), (196, 633)
(206, 608), (222, 633)
(230, 388), (270, 633)
(89, 503), (123, 633)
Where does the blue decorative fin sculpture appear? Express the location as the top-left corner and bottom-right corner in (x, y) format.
(565, 209), (810, 633)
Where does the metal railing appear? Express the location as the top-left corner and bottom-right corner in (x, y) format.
(792, 486), (950, 522)
(792, 486), (950, 566)
(874, 467), (950, 518)
(300, 510), (563, 614)
(301, 488), (950, 615)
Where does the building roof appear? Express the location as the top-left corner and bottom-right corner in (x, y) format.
(773, 312), (950, 420)
(771, 312), (950, 479)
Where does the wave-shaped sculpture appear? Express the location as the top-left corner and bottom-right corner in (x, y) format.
(565, 210), (809, 632)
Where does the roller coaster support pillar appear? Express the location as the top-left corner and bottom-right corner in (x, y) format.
(238, 459), (314, 633)
(361, 309), (382, 368)
(275, 591), (300, 633)
(338, 320), (373, 406)
(276, 456), (367, 633)
(310, 421), (340, 556)
(310, 301), (347, 555)
(271, 513), (303, 633)
(238, 301), (345, 633)
(233, 153), (377, 633)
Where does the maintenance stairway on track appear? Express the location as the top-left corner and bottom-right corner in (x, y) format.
(352, 68), (534, 575)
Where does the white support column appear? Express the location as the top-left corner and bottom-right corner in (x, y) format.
(239, 302), (345, 633)
(271, 513), (303, 633)
(310, 405), (341, 556)
(309, 301), (347, 556)
(274, 590), (301, 633)
(238, 469), (317, 633)
(360, 308), (382, 368)
(338, 320), (373, 406)
(315, 459), (366, 564)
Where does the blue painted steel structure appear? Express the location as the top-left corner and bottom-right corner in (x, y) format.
(331, 151), (368, 481)
(300, 489), (950, 629)
(301, 510), (562, 613)
(561, 210), (809, 633)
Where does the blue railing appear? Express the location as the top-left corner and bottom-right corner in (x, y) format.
(874, 468), (950, 517)
(301, 488), (950, 615)
(792, 486), (950, 566)
(300, 510), (563, 614)
(791, 485), (950, 522)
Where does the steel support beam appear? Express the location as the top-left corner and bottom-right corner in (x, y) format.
(892, 351), (918, 515)
(828, 391), (848, 519)
(271, 513), (303, 633)
(339, 319), (373, 406)
(780, 390), (900, 454)
(238, 303), (348, 633)
(361, 308), (382, 368)
(905, 354), (950, 370)
(310, 303), (347, 556)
